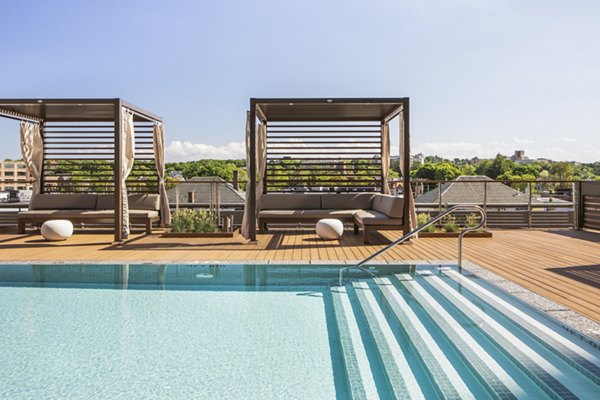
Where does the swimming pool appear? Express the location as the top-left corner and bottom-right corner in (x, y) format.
(0, 263), (598, 399)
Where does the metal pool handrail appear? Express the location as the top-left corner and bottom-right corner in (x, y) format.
(338, 204), (487, 286)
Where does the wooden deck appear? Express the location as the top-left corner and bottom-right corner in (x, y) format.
(1, 227), (599, 323)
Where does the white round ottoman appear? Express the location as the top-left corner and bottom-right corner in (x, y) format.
(41, 220), (74, 241)
(316, 218), (344, 240)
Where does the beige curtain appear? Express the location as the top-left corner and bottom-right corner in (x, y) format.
(241, 111), (252, 239)
(381, 123), (391, 194)
(153, 122), (171, 227)
(399, 112), (417, 231)
(240, 119), (269, 239)
(255, 123), (267, 210)
(122, 110), (136, 237)
(20, 121), (43, 194)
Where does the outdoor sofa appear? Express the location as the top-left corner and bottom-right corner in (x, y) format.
(17, 193), (161, 234)
(258, 193), (404, 243)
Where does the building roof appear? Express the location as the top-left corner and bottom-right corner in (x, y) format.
(0, 98), (161, 122)
(415, 176), (533, 205)
(254, 98), (407, 122)
(167, 177), (245, 206)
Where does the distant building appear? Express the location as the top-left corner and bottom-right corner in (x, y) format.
(0, 160), (32, 191)
(169, 170), (185, 180)
(510, 150), (530, 163)
(411, 153), (424, 166)
(166, 177), (245, 207)
(414, 175), (567, 207)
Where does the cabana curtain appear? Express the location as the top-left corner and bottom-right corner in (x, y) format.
(381, 123), (391, 195)
(241, 112), (252, 239)
(241, 116), (267, 239)
(19, 121), (43, 194)
(399, 112), (417, 231)
(153, 122), (171, 227)
(256, 123), (267, 209)
(121, 110), (136, 237)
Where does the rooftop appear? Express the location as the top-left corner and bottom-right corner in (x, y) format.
(166, 177), (245, 206)
(415, 175), (561, 205)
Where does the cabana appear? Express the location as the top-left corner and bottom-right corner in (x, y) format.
(0, 98), (171, 242)
(241, 98), (415, 242)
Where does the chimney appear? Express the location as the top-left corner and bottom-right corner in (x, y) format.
(232, 170), (239, 190)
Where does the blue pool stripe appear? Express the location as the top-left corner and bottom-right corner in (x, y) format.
(330, 286), (379, 400)
(375, 277), (476, 400)
(395, 273), (523, 399)
(443, 269), (600, 386)
(352, 281), (425, 400)
(423, 273), (592, 400)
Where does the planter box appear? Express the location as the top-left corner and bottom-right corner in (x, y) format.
(419, 231), (492, 238)
(161, 230), (235, 238)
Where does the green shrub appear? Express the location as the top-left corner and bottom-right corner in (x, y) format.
(171, 209), (219, 233)
(465, 213), (481, 228)
(442, 214), (458, 233)
(417, 212), (438, 232)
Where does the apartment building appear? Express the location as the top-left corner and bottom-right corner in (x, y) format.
(0, 160), (32, 191)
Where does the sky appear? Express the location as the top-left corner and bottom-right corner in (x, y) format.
(1, 0), (599, 162)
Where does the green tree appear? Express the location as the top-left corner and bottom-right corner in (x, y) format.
(412, 162), (462, 180)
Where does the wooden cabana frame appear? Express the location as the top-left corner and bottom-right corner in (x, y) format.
(0, 98), (163, 242)
(246, 97), (410, 242)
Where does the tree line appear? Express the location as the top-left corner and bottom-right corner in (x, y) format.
(166, 154), (600, 185)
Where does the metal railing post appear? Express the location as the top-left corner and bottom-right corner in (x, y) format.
(483, 181), (488, 228)
(438, 181), (442, 214)
(528, 181), (532, 228)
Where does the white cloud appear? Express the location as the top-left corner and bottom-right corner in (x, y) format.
(164, 138), (600, 163)
(165, 141), (245, 161)
(513, 137), (534, 144)
(411, 140), (600, 162)
(413, 141), (511, 159)
(560, 136), (578, 143)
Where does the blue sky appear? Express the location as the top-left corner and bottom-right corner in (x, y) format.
(1, 0), (599, 162)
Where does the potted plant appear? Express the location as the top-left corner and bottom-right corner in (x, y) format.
(162, 209), (235, 238)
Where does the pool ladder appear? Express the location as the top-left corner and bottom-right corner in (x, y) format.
(338, 205), (487, 286)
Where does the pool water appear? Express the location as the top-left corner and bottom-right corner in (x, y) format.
(0, 264), (599, 399)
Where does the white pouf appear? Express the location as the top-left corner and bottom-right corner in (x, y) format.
(41, 220), (74, 241)
(316, 219), (344, 240)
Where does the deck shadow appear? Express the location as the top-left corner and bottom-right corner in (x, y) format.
(545, 229), (600, 243)
(548, 265), (600, 288)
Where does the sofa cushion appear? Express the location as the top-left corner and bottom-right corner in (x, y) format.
(258, 210), (312, 219)
(30, 194), (97, 210)
(18, 209), (158, 220)
(353, 210), (403, 226)
(296, 209), (359, 219)
(128, 194), (160, 211)
(372, 194), (404, 218)
(260, 194), (321, 210)
(97, 194), (160, 211)
(321, 193), (375, 210)
(96, 194), (114, 210)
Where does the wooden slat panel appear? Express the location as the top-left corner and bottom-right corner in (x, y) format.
(42, 121), (157, 194)
(265, 121), (382, 193)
